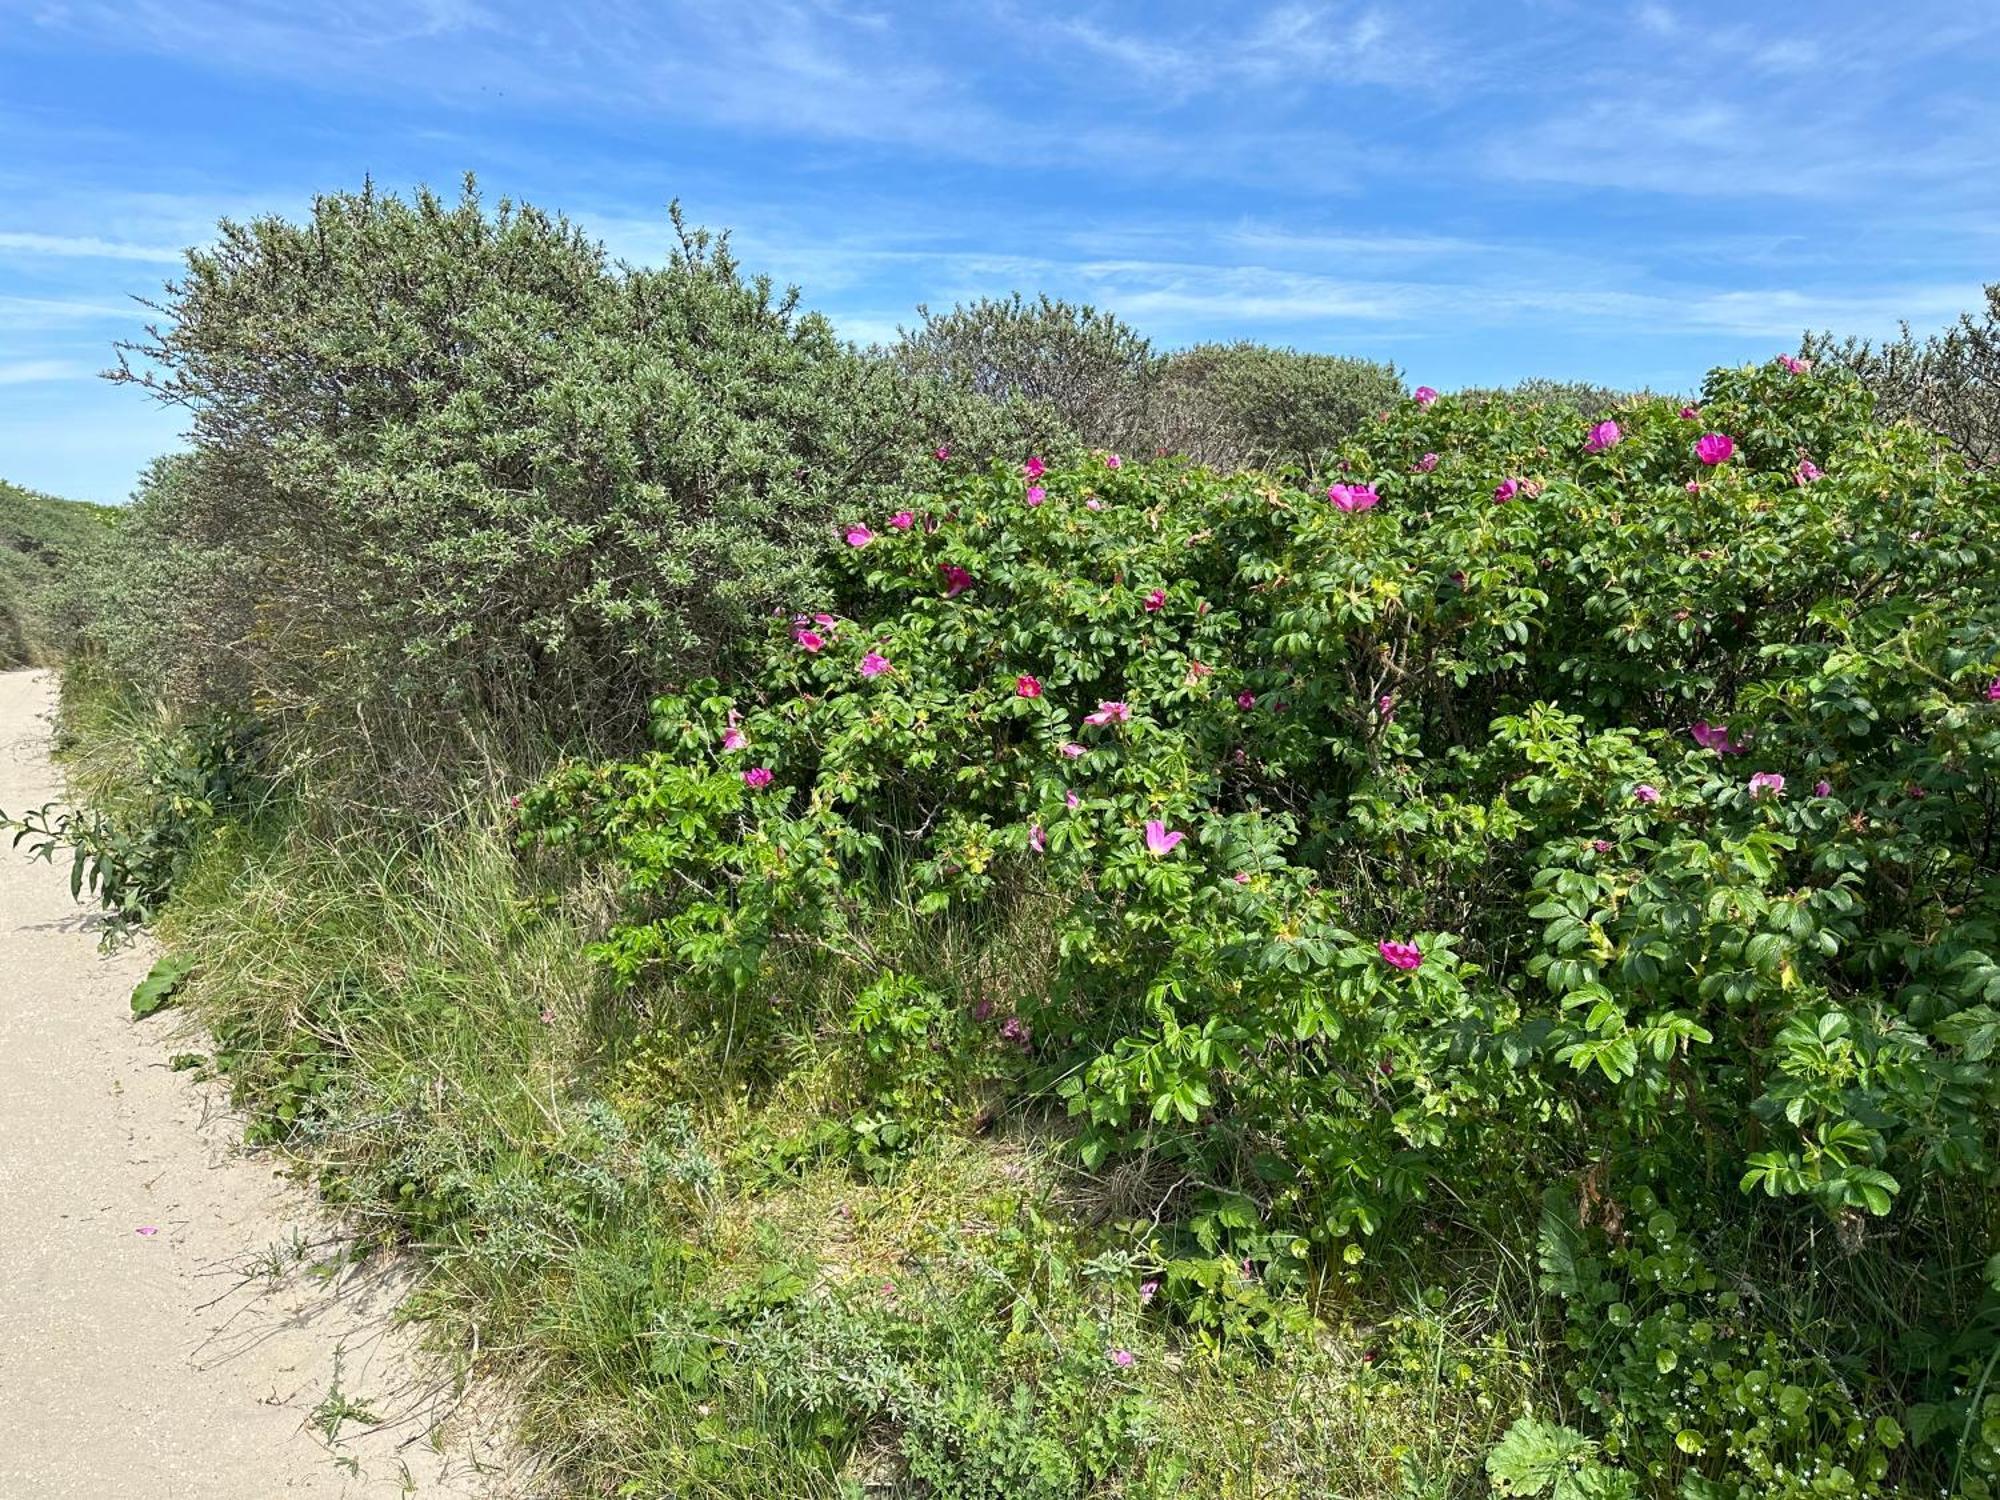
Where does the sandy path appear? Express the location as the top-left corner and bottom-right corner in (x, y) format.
(0, 670), (516, 1498)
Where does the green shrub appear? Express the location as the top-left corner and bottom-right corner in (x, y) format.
(893, 300), (1404, 473)
(892, 293), (1153, 454)
(1456, 377), (1665, 419)
(1805, 281), (2000, 466)
(1151, 340), (1405, 471)
(55, 455), (255, 707)
(3, 688), (261, 939)
(531, 358), (2000, 1495)
(0, 478), (114, 667)
(106, 180), (1026, 798)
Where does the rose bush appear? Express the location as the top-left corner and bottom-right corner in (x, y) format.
(528, 358), (2000, 1496)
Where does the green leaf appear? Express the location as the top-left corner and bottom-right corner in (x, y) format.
(131, 953), (195, 1019)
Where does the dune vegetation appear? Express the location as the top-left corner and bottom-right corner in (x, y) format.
(0, 478), (114, 668)
(17, 181), (2000, 1499)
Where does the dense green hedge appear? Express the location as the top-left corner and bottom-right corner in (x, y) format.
(96, 182), (1051, 795)
(45, 174), (2000, 1497)
(531, 361), (2000, 1497)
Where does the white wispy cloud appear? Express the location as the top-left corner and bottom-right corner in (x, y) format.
(0, 294), (139, 328)
(0, 231), (185, 264)
(1046, 3), (1440, 99)
(0, 358), (98, 385)
(1476, 6), (2000, 201)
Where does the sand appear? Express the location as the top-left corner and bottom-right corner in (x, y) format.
(0, 669), (518, 1498)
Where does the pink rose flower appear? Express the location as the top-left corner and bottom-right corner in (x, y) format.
(934, 444), (950, 461)
(1029, 824), (1045, 853)
(1236, 690), (1256, 710)
(1493, 478), (1521, 503)
(1690, 721), (1747, 755)
(1778, 354), (1810, 374)
(1085, 497), (1103, 511)
(794, 628), (825, 652)
(1749, 770), (1785, 798)
(1584, 419), (1622, 454)
(860, 652), (890, 678)
(1794, 458), (1822, 485)
(721, 727), (748, 751)
(844, 525), (873, 548)
(1413, 386), (1439, 406)
(1084, 701), (1131, 726)
(1696, 432), (1736, 466)
(1679, 405), (1700, 420)
(1023, 455), (1046, 480)
(1105, 453), (1123, 469)
(1110, 1348), (1135, 1368)
(743, 767), (774, 789)
(1016, 674), (1043, 698)
(1144, 819), (1184, 857)
(1026, 486), (1046, 506)
(1144, 588), (1166, 612)
(889, 511), (915, 530)
(941, 564), (974, 597)
(1328, 483), (1380, 512)
(1378, 940), (1422, 971)
(1633, 783), (1661, 803)
(1060, 741), (1086, 758)
(1413, 452), (1438, 473)
(1813, 779), (1832, 798)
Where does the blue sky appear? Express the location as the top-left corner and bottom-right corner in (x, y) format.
(3, 0), (1998, 503)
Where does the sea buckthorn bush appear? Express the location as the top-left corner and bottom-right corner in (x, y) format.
(536, 356), (2000, 1495)
(99, 182), (1060, 800)
(1807, 278), (2000, 468)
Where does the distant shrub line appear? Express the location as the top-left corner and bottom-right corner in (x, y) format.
(0, 479), (112, 668)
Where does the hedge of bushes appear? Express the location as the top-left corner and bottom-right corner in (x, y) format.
(76, 186), (1409, 805)
(38, 179), (2000, 1496)
(895, 295), (1409, 472)
(527, 360), (2000, 1496)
